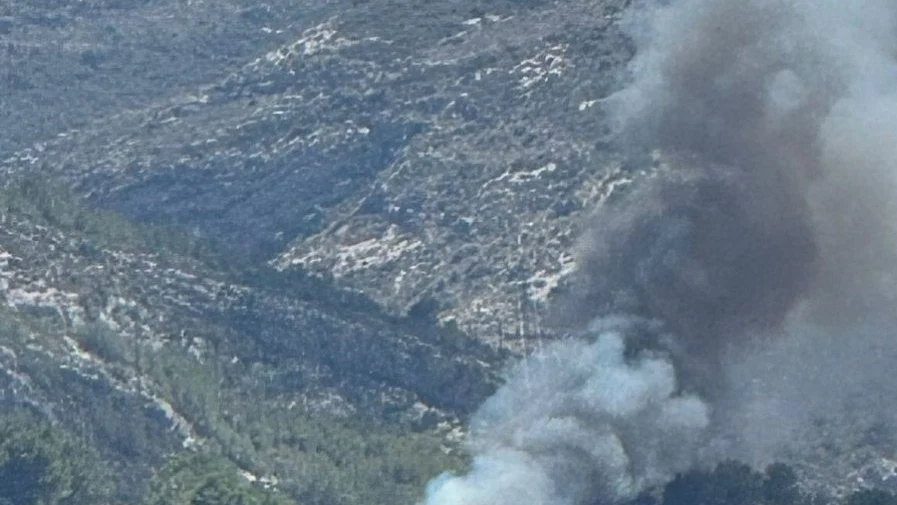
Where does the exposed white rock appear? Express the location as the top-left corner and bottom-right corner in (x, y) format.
(288, 224), (424, 278)
(511, 44), (569, 92)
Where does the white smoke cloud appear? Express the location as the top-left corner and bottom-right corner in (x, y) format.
(424, 317), (708, 505)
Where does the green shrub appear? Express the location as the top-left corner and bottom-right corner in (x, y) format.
(72, 324), (132, 363)
(145, 451), (294, 505)
(0, 408), (112, 505)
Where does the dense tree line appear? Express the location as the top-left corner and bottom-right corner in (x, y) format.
(0, 404), (467, 505)
(0, 408), (111, 505)
(5, 413), (897, 505)
(0, 407), (296, 505)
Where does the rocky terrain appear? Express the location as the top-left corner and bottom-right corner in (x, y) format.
(1, 0), (637, 345)
(0, 177), (501, 501)
(3, 0), (897, 504)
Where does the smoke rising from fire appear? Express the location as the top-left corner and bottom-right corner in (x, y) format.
(426, 317), (709, 505)
(599, 0), (897, 338)
(422, 0), (897, 503)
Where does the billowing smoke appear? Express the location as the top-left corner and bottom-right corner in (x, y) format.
(597, 0), (897, 339)
(422, 0), (897, 503)
(426, 317), (709, 505)
(596, 0), (897, 464)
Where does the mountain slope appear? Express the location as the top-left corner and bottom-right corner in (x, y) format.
(1, 0), (635, 342)
(5, 0), (896, 503)
(0, 177), (500, 503)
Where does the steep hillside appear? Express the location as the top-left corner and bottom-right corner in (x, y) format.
(1, 0), (635, 343)
(0, 0), (329, 153)
(0, 177), (501, 503)
(5, 0), (897, 504)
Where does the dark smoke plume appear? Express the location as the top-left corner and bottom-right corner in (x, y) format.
(422, 0), (897, 504)
(605, 0), (897, 332)
(571, 160), (817, 363)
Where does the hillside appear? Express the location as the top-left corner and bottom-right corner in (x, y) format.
(0, 176), (501, 503)
(1, 0), (635, 343)
(4, 0), (897, 504)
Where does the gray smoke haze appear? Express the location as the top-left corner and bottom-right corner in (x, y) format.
(422, 0), (897, 503)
